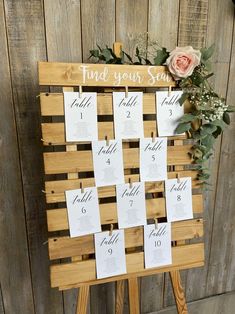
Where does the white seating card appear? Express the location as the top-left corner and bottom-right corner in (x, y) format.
(95, 229), (127, 279)
(64, 92), (98, 142)
(140, 137), (167, 182)
(116, 182), (147, 229)
(156, 91), (184, 137)
(113, 92), (144, 139)
(92, 139), (125, 187)
(144, 223), (172, 268)
(65, 187), (101, 237)
(165, 177), (193, 222)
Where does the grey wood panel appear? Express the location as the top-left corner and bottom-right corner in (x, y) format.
(148, 0), (179, 50)
(116, 0), (148, 58)
(224, 12), (235, 293)
(81, 0), (115, 62)
(44, 0), (82, 62)
(185, 0), (234, 301)
(0, 284), (4, 314)
(43, 2), (83, 313)
(0, 1), (35, 313)
(3, 0), (63, 313)
(149, 291), (235, 314)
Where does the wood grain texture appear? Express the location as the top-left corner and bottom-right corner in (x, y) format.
(116, 0), (148, 57)
(162, 0), (209, 307)
(205, 1), (235, 295)
(143, 2), (180, 310)
(81, 0), (115, 61)
(44, 0), (83, 306)
(128, 277), (140, 314)
(50, 244), (204, 288)
(76, 286), (89, 314)
(148, 291), (235, 314)
(170, 271), (188, 314)
(0, 1), (34, 313)
(185, 0), (235, 302)
(38, 62), (175, 87)
(3, 0), (63, 313)
(44, 0), (82, 62)
(0, 284), (4, 314)
(148, 0), (179, 50)
(48, 219), (203, 260)
(116, 280), (125, 314)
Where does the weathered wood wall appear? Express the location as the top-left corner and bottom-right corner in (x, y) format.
(0, 0), (234, 313)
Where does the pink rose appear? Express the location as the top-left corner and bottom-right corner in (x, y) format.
(166, 46), (201, 80)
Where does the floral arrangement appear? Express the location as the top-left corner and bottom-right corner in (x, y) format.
(89, 38), (233, 186)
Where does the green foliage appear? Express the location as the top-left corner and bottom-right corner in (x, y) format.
(89, 42), (233, 187)
(153, 48), (169, 65)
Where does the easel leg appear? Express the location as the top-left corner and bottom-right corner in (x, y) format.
(76, 286), (89, 314)
(128, 277), (140, 314)
(170, 270), (188, 314)
(116, 280), (125, 314)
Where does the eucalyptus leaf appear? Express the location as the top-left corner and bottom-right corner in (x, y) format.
(201, 43), (215, 61)
(175, 122), (191, 134)
(178, 93), (189, 106)
(211, 119), (226, 131)
(179, 113), (197, 123)
(223, 112), (230, 125)
(154, 48), (169, 65)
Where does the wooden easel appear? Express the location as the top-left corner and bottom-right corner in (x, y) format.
(38, 42), (204, 314)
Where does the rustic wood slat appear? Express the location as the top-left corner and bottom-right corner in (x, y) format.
(170, 270), (188, 314)
(0, 1), (35, 313)
(41, 121), (187, 145)
(50, 243), (204, 288)
(48, 219), (203, 260)
(44, 170), (200, 203)
(47, 194), (203, 232)
(38, 62), (176, 87)
(128, 277), (140, 314)
(40, 92), (191, 117)
(43, 145), (193, 174)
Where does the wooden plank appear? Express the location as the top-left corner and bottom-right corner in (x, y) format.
(38, 62), (176, 87)
(170, 271), (188, 314)
(163, 0), (209, 307)
(185, 0), (234, 302)
(76, 286), (89, 314)
(116, 280), (125, 314)
(80, 4), (116, 312)
(223, 14), (235, 293)
(141, 0), (180, 313)
(148, 291), (235, 314)
(48, 219), (203, 260)
(3, 0), (64, 313)
(128, 277), (140, 314)
(50, 243), (204, 288)
(148, 0), (179, 51)
(43, 2), (83, 311)
(41, 121), (187, 145)
(47, 195), (203, 232)
(43, 145), (193, 174)
(115, 0), (148, 58)
(40, 92), (192, 117)
(81, 0), (115, 61)
(0, 1), (36, 313)
(178, 0), (209, 49)
(44, 0), (82, 62)
(44, 170), (200, 204)
(0, 284), (4, 314)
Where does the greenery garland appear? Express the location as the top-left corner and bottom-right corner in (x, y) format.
(89, 41), (233, 186)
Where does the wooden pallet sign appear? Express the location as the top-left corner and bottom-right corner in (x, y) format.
(38, 58), (204, 314)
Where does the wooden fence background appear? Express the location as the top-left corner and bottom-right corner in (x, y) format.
(0, 0), (234, 313)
